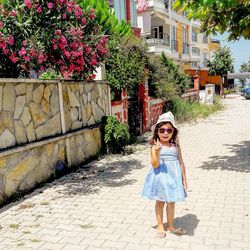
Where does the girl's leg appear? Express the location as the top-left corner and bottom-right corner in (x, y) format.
(166, 202), (186, 235)
(155, 200), (165, 232)
(166, 202), (175, 230)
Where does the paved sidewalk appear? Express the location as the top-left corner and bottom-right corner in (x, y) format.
(0, 94), (249, 250)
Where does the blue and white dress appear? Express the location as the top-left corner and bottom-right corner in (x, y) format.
(142, 145), (187, 202)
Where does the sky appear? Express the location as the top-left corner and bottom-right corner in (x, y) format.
(213, 34), (250, 73)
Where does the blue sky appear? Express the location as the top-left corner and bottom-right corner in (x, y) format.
(214, 34), (250, 73)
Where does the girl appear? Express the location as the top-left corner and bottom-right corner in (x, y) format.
(142, 111), (187, 238)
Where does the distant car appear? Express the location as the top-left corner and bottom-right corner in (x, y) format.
(245, 87), (250, 99)
(243, 83), (250, 99)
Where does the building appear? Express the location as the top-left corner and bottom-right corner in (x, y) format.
(108, 0), (141, 37)
(137, 0), (221, 88)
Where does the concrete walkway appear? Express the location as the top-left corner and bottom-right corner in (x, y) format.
(0, 94), (249, 250)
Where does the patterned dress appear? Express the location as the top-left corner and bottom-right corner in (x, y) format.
(142, 145), (187, 202)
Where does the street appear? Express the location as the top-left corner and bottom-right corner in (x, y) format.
(0, 94), (249, 250)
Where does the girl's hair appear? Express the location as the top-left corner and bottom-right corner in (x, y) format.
(150, 122), (179, 146)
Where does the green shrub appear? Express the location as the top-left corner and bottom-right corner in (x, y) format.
(165, 95), (224, 123)
(103, 116), (130, 154)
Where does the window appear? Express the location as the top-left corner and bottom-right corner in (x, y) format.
(113, 0), (126, 22)
(171, 26), (177, 51)
(182, 26), (187, 44)
(191, 62), (199, 68)
(192, 28), (198, 42)
(182, 11), (188, 17)
(203, 34), (208, 43)
(192, 47), (200, 55)
(130, 0), (137, 27)
(151, 26), (163, 39)
(203, 53), (208, 66)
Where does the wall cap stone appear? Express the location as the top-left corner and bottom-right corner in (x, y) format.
(0, 79), (108, 85)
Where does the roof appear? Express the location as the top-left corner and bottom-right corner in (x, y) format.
(227, 72), (250, 79)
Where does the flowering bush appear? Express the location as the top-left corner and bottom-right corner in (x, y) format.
(0, 0), (108, 79)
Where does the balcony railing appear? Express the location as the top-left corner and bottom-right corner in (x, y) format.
(182, 43), (189, 54)
(143, 33), (170, 47)
(171, 39), (178, 52)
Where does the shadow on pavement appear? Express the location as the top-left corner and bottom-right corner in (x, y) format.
(174, 213), (199, 236)
(152, 214), (199, 236)
(0, 155), (143, 213)
(199, 140), (250, 173)
(57, 157), (143, 196)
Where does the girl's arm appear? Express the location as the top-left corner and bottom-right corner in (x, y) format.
(151, 143), (161, 168)
(177, 143), (187, 189)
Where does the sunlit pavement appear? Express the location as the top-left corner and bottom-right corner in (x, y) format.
(0, 94), (249, 250)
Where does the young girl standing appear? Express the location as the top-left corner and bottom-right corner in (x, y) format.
(142, 111), (187, 238)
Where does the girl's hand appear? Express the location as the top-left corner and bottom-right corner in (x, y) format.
(182, 178), (188, 190)
(152, 139), (162, 153)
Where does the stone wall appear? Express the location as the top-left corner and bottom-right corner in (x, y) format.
(0, 79), (110, 205)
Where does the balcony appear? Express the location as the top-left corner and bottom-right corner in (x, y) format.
(145, 33), (170, 46)
(142, 32), (171, 56)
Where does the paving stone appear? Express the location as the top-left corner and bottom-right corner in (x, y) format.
(0, 95), (249, 249)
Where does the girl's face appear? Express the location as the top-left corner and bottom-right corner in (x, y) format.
(157, 123), (174, 143)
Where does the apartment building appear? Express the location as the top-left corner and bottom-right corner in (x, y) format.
(108, 0), (141, 37)
(137, 0), (219, 73)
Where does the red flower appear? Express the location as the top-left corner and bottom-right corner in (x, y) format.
(24, 0), (32, 9)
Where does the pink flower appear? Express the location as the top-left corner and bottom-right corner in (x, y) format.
(22, 40), (28, 46)
(9, 10), (17, 16)
(63, 50), (70, 58)
(55, 30), (62, 36)
(62, 13), (67, 19)
(3, 48), (9, 55)
(24, 55), (30, 61)
(0, 22), (3, 29)
(69, 42), (78, 50)
(89, 59), (97, 66)
(69, 64), (75, 71)
(36, 6), (42, 13)
(47, 2), (54, 9)
(69, 29), (76, 36)
(85, 47), (92, 54)
(24, 0), (32, 9)
(8, 35), (14, 45)
(18, 47), (26, 56)
(9, 52), (18, 63)
(38, 54), (44, 63)
(67, 7), (72, 12)
(81, 18), (86, 25)
(60, 35), (67, 45)
(30, 48), (36, 57)
(40, 66), (44, 71)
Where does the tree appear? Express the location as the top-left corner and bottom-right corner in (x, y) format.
(239, 58), (250, 85)
(173, 0), (250, 40)
(78, 0), (132, 38)
(207, 46), (234, 95)
(105, 36), (148, 97)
